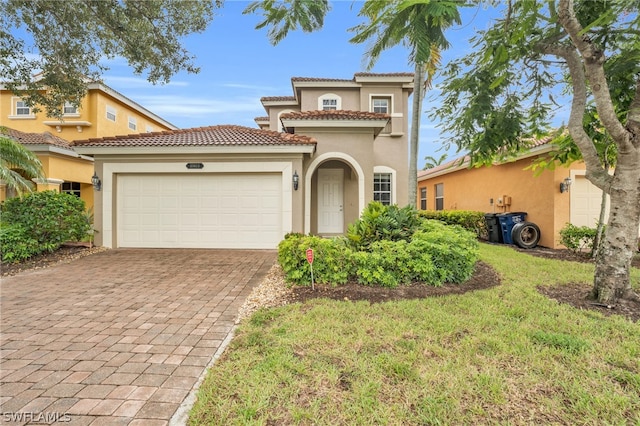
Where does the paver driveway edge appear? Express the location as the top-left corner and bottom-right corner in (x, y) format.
(169, 328), (236, 425)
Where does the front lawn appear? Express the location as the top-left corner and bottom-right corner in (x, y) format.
(189, 243), (640, 425)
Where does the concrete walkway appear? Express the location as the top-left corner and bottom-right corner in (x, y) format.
(0, 249), (276, 425)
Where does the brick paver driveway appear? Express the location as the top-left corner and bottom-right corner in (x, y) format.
(0, 249), (276, 425)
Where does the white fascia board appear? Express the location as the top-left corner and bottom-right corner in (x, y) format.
(292, 81), (360, 89)
(354, 76), (414, 84)
(26, 144), (94, 160)
(416, 143), (557, 182)
(42, 120), (92, 127)
(74, 144), (316, 156)
(280, 119), (388, 129)
(261, 100), (298, 107)
(87, 82), (178, 130)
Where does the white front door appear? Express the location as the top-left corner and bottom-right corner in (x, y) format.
(318, 168), (344, 234)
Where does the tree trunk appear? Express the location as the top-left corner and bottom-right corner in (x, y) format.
(592, 154), (640, 304)
(408, 62), (424, 207)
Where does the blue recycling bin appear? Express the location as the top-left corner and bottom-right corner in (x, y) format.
(497, 212), (527, 245)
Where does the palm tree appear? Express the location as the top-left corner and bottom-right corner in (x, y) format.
(423, 153), (449, 169)
(0, 130), (45, 196)
(349, 0), (461, 205)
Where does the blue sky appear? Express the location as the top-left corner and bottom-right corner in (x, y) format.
(100, 1), (509, 167)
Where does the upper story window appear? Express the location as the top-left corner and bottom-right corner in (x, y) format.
(318, 93), (341, 111)
(16, 100), (31, 116)
(106, 105), (116, 122)
(128, 116), (137, 131)
(372, 97), (390, 114)
(420, 187), (427, 210)
(373, 173), (392, 206)
(435, 183), (444, 211)
(146, 125), (153, 133)
(63, 102), (78, 115)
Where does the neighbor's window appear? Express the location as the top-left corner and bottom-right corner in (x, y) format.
(62, 182), (81, 197)
(128, 116), (137, 131)
(420, 187), (427, 210)
(146, 125), (153, 133)
(106, 105), (116, 121)
(16, 100), (31, 116)
(374, 173), (392, 206)
(63, 102), (78, 115)
(435, 183), (444, 211)
(372, 97), (389, 114)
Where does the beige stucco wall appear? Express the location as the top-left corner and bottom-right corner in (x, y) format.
(417, 155), (584, 249)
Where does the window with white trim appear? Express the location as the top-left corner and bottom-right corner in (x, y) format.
(106, 105), (116, 121)
(128, 116), (137, 131)
(420, 187), (427, 210)
(146, 125), (153, 133)
(16, 100), (31, 116)
(62, 182), (81, 197)
(372, 97), (389, 114)
(373, 173), (392, 206)
(318, 93), (341, 111)
(435, 183), (444, 211)
(63, 102), (78, 115)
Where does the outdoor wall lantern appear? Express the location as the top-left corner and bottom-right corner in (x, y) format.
(92, 171), (102, 191)
(293, 170), (299, 191)
(559, 177), (572, 193)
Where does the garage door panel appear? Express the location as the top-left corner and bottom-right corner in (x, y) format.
(118, 173), (282, 248)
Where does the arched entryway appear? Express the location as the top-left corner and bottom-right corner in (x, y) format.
(304, 152), (365, 235)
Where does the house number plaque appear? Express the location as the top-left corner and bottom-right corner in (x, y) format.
(186, 163), (204, 169)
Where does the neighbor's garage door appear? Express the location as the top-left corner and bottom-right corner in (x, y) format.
(118, 173), (282, 248)
(570, 175), (609, 228)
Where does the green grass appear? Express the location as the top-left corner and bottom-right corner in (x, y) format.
(188, 244), (640, 425)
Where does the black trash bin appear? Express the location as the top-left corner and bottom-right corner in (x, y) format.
(484, 213), (503, 243)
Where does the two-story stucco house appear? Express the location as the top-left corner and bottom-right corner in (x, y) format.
(0, 81), (177, 208)
(74, 72), (414, 249)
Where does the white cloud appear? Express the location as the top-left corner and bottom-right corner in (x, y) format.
(134, 94), (262, 118)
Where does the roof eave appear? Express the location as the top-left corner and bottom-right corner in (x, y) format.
(74, 144), (316, 156)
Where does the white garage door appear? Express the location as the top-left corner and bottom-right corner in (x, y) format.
(570, 175), (609, 228)
(118, 173), (282, 248)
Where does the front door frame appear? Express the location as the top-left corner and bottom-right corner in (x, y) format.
(317, 168), (344, 234)
(303, 152), (365, 234)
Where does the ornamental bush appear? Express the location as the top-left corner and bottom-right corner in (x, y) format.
(559, 223), (598, 255)
(279, 202), (479, 288)
(1, 190), (91, 262)
(417, 210), (487, 240)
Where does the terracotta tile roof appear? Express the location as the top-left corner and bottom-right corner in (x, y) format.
(280, 110), (389, 121)
(1, 127), (73, 149)
(72, 125), (317, 147)
(260, 96), (296, 102)
(291, 77), (354, 83)
(354, 72), (414, 78)
(254, 116), (270, 122)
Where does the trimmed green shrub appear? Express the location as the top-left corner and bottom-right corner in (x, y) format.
(347, 202), (421, 251)
(559, 223), (598, 255)
(353, 240), (413, 287)
(1, 191), (91, 262)
(0, 224), (42, 262)
(417, 210), (487, 239)
(278, 234), (353, 286)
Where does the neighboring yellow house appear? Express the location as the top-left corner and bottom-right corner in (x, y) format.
(0, 128), (95, 209)
(0, 81), (177, 209)
(0, 81), (177, 140)
(416, 140), (602, 249)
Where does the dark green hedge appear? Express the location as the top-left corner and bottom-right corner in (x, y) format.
(417, 210), (487, 240)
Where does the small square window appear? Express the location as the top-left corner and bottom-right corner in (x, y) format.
(106, 105), (116, 122)
(128, 116), (137, 131)
(372, 98), (389, 114)
(63, 102), (78, 115)
(322, 99), (338, 111)
(62, 182), (81, 198)
(16, 100), (30, 115)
